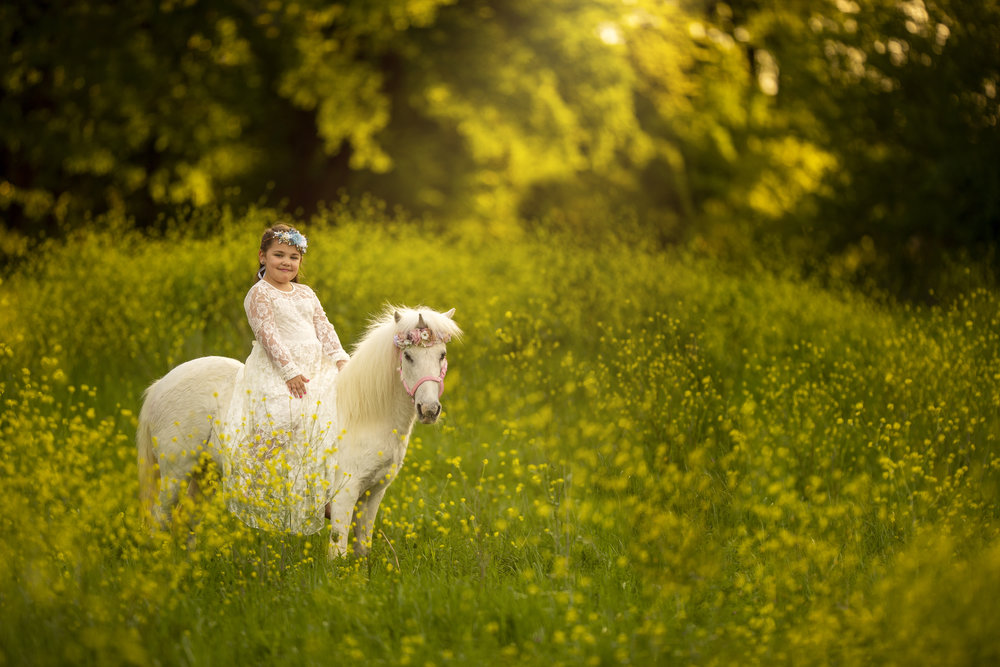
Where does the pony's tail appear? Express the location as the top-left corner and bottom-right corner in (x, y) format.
(137, 386), (160, 529)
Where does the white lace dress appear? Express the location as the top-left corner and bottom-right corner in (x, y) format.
(221, 280), (351, 534)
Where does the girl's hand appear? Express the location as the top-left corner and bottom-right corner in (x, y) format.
(337, 360), (347, 372)
(287, 375), (309, 398)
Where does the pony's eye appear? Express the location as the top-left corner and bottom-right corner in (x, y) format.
(440, 352), (447, 361)
(404, 352), (413, 363)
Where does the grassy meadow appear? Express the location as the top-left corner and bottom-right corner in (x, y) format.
(1, 208), (999, 665)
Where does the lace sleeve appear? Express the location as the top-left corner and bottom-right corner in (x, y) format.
(245, 285), (302, 381)
(311, 290), (351, 365)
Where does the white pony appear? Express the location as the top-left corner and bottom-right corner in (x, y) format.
(137, 306), (461, 558)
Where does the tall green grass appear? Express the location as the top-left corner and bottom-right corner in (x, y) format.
(1, 207), (998, 665)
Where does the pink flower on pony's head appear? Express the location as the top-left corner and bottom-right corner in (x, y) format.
(394, 327), (451, 350)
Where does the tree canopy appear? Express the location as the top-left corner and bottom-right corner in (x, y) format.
(2, 0), (998, 282)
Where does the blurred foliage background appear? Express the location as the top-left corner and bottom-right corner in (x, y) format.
(1, 0), (998, 293)
(2, 4), (999, 661)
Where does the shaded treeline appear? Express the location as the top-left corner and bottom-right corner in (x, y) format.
(1, 0), (998, 289)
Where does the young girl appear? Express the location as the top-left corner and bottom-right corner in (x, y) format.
(221, 224), (350, 534)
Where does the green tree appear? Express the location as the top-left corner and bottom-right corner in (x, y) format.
(0, 0), (453, 233)
(306, 0), (658, 228)
(1, 0), (663, 236)
(724, 0), (1000, 280)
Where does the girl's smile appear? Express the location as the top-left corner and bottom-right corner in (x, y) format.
(259, 243), (302, 290)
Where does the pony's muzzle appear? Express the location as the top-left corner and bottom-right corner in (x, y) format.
(417, 401), (442, 424)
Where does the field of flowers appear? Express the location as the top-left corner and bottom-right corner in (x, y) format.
(1, 207), (998, 665)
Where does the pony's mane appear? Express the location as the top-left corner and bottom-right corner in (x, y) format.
(336, 306), (462, 427)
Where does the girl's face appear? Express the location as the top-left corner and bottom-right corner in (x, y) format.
(258, 242), (302, 287)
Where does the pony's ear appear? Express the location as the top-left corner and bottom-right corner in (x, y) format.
(394, 311), (402, 324)
(442, 308), (456, 319)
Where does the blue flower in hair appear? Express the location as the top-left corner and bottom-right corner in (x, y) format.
(273, 229), (308, 253)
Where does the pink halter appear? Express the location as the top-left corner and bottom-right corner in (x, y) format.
(398, 349), (448, 398)
(394, 322), (452, 400)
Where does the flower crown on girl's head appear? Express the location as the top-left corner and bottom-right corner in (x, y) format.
(271, 228), (308, 254)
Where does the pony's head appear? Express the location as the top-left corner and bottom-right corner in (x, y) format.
(392, 307), (461, 424)
(339, 306), (462, 427)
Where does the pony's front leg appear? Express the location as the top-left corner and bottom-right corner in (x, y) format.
(327, 489), (356, 560)
(352, 486), (388, 558)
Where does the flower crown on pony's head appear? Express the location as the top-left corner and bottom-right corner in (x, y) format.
(394, 328), (452, 349)
(271, 228), (308, 254)
(392, 311), (457, 350)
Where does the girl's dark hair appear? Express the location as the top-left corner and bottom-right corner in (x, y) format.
(256, 223), (305, 283)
